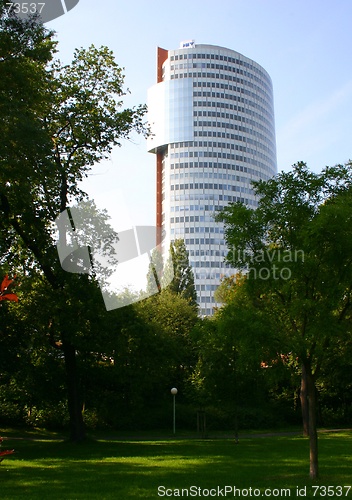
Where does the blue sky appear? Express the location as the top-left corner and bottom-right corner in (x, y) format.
(48, 0), (352, 291)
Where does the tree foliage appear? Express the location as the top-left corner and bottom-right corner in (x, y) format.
(163, 239), (198, 307)
(1, 7), (352, 453)
(217, 161), (352, 478)
(0, 9), (148, 441)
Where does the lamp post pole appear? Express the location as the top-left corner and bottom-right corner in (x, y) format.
(171, 388), (178, 435)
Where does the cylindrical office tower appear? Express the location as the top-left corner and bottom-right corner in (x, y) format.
(147, 42), (277, 316)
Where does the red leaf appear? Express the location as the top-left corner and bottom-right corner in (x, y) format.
(0, 293), (18, 302)
(0, 449), (15, 456)
(1, 275), (13, 292)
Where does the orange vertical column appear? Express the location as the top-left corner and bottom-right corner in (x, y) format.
(156, 47), (168, 246)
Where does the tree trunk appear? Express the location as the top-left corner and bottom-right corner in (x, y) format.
(300, 363), (309, 436)
(233, 364), (239, 444)
(306, 363), (318, 479)
(62, 340), (86, 442)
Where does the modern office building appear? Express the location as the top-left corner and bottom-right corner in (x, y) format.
(147, 42), (277, 315)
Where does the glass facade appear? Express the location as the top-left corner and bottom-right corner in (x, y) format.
(148, 44), (277, 316)
(148, 79), (194, 151)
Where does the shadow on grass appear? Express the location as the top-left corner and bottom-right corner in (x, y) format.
(1, 433), (351, 499)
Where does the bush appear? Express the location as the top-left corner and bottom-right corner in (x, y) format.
(23, 403), (70, 430)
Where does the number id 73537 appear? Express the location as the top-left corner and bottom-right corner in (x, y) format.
(6, 3), (45, 14)
(312, 485), (351, 496)
(5, 1), (79, 22)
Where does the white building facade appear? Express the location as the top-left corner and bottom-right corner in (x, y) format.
(147, 42), (277, 316)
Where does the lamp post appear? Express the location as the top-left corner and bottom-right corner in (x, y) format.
(171, 388), (178, 435)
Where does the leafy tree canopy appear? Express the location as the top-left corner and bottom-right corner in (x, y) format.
(0, 7), (148, 441)
(216, 161), (352, 478)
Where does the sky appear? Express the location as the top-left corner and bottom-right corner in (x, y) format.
(47, 0), (352, 292)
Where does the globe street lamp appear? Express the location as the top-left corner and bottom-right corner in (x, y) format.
(171, 388), (178, 435)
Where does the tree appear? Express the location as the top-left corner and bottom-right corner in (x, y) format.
(0, 9), (148, 441)
(163, 239), (198, 307)
(146, 247), (164, 295)
(0, 270), (69, 428)
(217, 161), (352, 479)
(137, 289), (199, 413)
(190, 275), (289, 439)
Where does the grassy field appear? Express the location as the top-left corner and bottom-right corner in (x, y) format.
(0, 429), (351, 499)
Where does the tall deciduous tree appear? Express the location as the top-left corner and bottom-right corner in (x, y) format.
(0, 7), (148, 441)
(146, 248), (164, 295)
(163, 239), (198, 307)
(217, 161), (352, 479)
(138, 288), (199, 399)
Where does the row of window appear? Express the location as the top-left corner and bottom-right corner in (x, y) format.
(171, 137), (267, 150)
(169, 173), (249, 182)
(195, 284), (218, 292)
(170, 183), (253, 194)
(170, 215), (214, 222)
(193, 110), (271, 130)
(169, 72), (271, 102)
(168, 214), (215, 222)
(169, 52), (271, 88)
(170, 148), (262, 158)
(169, 204), (218, 212)
(193, 98), (272, 129)
(169, 161), (272, 176)
(193, 112), (274, 142)
(193, 81), (273, 120)
(170, 161), (274, 180)
(191, 138), (275, 167)
(166, 127), (275, 154)
(189, 249), (227, 257)
(169, 189), (251, 201)
(193, 85), (273, 116)
(192, 80), (263, 91)
(168, 194), (254, 204)
(170, 63), (271, 96)
(169, 196), (256, 206)
(188, 134), (271, 161)
(194, 108), (272, 133)
(168, 193), (257, 203)
(170, 145), (248, 157)
(173, 226), (224, 234)
(190, 138), (275, 168)
(170, 136), (276, 157)
(192, 121), (276, 152)
(199, 297), (215, 304)
(195, 272), (225, 280)
(200, 308), (214, 315)
(183, 238), (226, 246)
(170, 148), (273, 167)
(170, 139), (273, 158)
(190, 260), (226, 268)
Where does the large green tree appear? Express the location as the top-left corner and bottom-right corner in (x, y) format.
(0, 7), (148, 441)
(137, 288), (199, 416)
(217, 161), (352, 479)
(190, 275), (291, 440)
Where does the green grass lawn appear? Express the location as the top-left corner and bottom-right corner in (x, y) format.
(0, 430), (351, 499)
